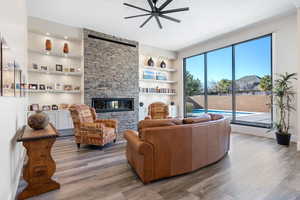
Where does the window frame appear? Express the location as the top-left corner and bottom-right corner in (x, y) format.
(183, 34), (273, 128)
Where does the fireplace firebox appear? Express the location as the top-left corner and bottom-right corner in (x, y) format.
(92, 98), (134, 113)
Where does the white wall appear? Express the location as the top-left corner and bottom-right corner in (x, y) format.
(177, 13), (300, 144)
(0, 0), (28, 199)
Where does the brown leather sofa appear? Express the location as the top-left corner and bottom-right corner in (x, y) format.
(124, 114), (231, 183)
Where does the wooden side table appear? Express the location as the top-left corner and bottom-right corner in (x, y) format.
(17, 124), (60, 200)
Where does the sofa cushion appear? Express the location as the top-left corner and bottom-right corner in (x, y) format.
(138, 119), (179, 139)
(183, 114), (211, 124)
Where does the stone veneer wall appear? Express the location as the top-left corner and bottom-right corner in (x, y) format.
(83, 29), (139, 139)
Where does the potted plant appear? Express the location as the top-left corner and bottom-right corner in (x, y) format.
(271, 72), (297, 146)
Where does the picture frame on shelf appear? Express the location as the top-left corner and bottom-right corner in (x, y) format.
(55, 64), (63, 72)
(63, 67), (69, 73)
(39, 84), (46, 90)
(74, 86), (80, 91)
(40, 65), (48, 71)
(42, 105), (51, 111)
(52, 105), (58, 110)
(143, 70), (155, 80)
(156, 72), (167, 81)
(32, 63), (38, 71)
(30, 104), (39, 111)
(69, 68), (75, 72)
(55, 83), (63, 90)
(46, 85), (53, 91)
(28, 84), (38, 90)
(64, 85), (72, 91)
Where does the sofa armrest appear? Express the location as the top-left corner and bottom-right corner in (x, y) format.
(95, 119), (118, 129)
(124, 130), (152, 154)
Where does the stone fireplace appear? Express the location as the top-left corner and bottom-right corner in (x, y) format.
(83, 29), (139, 138)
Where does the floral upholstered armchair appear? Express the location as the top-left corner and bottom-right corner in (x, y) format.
(69, 104), (118, 149)
(145, 102), (170, 120)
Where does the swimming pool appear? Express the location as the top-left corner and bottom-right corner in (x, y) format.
(189, 109), (254, 117)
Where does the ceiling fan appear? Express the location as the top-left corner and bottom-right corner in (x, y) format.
(124, 0), (189, 29)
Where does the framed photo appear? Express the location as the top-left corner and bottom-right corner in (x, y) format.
(29, 84), (38, 90)
(69, 68), (75, 72)
(39, 84), (46, 90)
(55, 83), (63, 90)
(74, 86), (80, 91)
(64, 85), (72, 91)
(32, 63), (38, 70)
(52, 105), (58, 110)
(30, 104), (39, 111)
(156, 72), (167, 81)
(42, 105), (51, 111)
(63, 67), (69, 72)
(40, 66), (48, 71)
(56, 64), (63, 72)
(46, 85), (53, 90)
(143, 70), (155, 80)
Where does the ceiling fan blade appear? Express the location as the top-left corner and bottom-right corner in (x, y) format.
(159, 0), (173, 11)
(161, 7), (189, 14)
(155, 16), (163, 29)
(123, 3), (151, 13)
(140, 15), (154, 28)
(125, 14), (151, 19)
(159, 14), (180, 23)
(147, 0), (155, 11)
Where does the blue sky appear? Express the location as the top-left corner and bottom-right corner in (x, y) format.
(186, 36), (271, 83)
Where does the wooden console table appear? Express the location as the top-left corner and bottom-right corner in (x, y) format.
(17, 124), (60, 200)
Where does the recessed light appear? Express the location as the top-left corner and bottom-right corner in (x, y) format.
(46, 32), (50, 36)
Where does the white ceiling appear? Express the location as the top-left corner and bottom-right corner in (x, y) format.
(27, 0), (297, 51)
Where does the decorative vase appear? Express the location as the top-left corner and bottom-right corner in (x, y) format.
(45, 39), (52, 51)
(63, 43), (69, 54)
(147, 57), (154, 66)
(160, 60), (166, 68)
(275, 132), (291, 146)
(28, 111), (49, 130)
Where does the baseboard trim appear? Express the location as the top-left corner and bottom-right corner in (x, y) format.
(232, 124), (297, 142)
(11, 148), (26, 200)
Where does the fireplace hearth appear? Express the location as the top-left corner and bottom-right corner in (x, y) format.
(92, 98), (134, 113)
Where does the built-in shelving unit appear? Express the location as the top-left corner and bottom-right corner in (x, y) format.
(139, 53), (179, 120)
(27, 19), (84, 111)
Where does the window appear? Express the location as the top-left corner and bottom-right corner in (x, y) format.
(183, 35), (272, 128)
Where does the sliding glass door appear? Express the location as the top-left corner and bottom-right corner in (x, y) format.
(234, 36), (272, 125)
(183, 34), (272, 127)
(207, 47), (233, 119)
(184, 55), (205, 117)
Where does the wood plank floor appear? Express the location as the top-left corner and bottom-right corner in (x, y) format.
(17, 133), (300, 200)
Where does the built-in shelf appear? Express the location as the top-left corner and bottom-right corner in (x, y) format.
(26, 90), (81, 94)
(140, 79), (177, 84)
(142, 66), (177, 72)
(140, 92), (176, 96)
(28, 69), (82, 77)
(28, 49), (82, 60)
(29, 30), (82, 43)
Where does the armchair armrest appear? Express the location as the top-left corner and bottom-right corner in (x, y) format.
(80, 122), (105, 132)
(144, 116), (151, 120)
(124, 130), (152, 154)
(95, 119), (118, 129)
